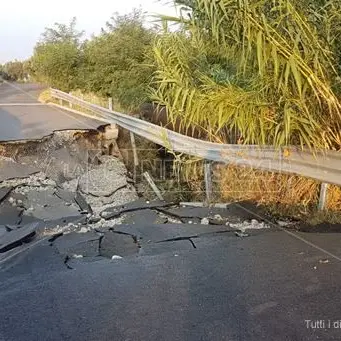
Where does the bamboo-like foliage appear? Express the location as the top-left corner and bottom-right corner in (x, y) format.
(152, 0), (341, 148)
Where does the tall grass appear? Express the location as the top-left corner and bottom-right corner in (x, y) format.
(152, 0), (341, 149)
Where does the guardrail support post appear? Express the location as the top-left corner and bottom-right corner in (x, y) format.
(108, 98), (113, 111)
(130, 132), (139, 167)
(318, 183), (329, 211)
(204, 161), (213, 206)
(143, 172), (164, 201)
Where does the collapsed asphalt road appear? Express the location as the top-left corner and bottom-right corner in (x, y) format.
(1, 86), (341, 340)
(1, 155), (341, 340)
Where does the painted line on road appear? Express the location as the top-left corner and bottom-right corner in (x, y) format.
(236, 203), (341, 263)
(0, 103), (45, 106)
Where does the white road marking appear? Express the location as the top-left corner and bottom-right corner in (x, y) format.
(236, 203), (341, 263)
(0, 103), (45, 106)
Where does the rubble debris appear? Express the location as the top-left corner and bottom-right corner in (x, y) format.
(0, 222), (37, 253)
(78, 157), (128, 197)
(230, 220), (271, 232)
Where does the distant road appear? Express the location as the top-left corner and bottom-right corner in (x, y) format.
(0, 82), (104, 142)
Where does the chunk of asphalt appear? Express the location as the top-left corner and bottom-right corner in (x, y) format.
(99, 231), (139, 258)
(54, 188), (76, 205)
(23, 189), (81, 220)
(122, 209), (168, 225)
(114, 223), (234, 245)
(156, 202), (259, 223)
(0, 160), (39, 182)
(101, 199), (174, 220)
(0, 222), (37, 253)
(0, 187), (13, 204)
(53, 231), (101, 258)
(0, 204), (23, 225)
(75, 192), (93, 215)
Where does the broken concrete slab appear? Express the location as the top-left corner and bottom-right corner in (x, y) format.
(101, 199), (174, 220)
(53, 231), (101, 258)
(114, 223), (234, 244)
(100, 231), (139, 258)
(23, 189), (80, 220)
(0, 222), (37, 253)
(0, 186), (12, 203)
(0, 160), (39, 182)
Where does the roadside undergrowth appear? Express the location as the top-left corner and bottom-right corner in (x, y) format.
(217, 164), (341, 225)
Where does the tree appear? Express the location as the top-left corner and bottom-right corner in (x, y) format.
(79, 9), (156, 110)
(31, 18), (83, 90)
(152, 0), (341, 148)
(1, 60), (26, 81)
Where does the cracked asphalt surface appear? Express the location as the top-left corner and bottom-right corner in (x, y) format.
(1, 83), (341, 341)
(2, 194), (341, 341)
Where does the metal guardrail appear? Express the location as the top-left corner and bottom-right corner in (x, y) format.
(51, 88), (341, 187)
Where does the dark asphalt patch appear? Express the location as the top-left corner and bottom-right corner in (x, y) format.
(99, 231), (139, 258)
(0, 222), (37, 253)
(53, 231), (101, 258)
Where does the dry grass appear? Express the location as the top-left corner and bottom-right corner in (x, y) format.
(214, 164), (341, 223)
(38, 89), (52, 103)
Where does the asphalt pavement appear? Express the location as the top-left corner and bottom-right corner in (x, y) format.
(0, 82), (103, 141)
(1, 200), (341, 341)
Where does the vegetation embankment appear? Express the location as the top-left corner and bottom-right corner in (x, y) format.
(11, 2), (341, 223)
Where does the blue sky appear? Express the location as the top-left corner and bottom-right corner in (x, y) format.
(0, 0), (176, 63)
